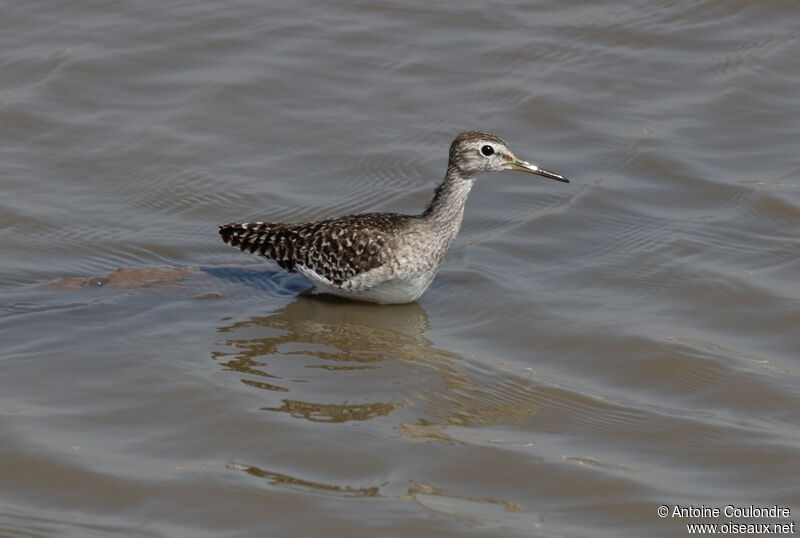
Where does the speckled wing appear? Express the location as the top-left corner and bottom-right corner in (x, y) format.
(219, 213), (411, 285)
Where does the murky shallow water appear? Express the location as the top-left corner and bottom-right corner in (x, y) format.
(2, 1), (799, 536)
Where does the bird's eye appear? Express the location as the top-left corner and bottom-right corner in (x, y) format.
(480, 145), (495, 157)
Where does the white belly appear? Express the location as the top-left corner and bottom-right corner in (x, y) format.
(338, 273), (435, 304)
(297, 264), (436, 304)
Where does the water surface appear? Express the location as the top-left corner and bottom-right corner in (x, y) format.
(1, 1), (799, 536)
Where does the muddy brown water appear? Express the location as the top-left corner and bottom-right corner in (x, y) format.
(1, 1), (799, 536)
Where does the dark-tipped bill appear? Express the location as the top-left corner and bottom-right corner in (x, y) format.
(505, 157), (569, 183)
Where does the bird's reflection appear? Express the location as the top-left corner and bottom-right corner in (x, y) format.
(210, 269), (540, 515)
(212, 280), (539, 436)
(213, 294), (467, 423)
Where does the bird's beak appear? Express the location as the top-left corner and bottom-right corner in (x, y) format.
(505, 157), (569, 183)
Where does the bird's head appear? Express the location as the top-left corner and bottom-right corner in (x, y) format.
(448, 131), (569, 183)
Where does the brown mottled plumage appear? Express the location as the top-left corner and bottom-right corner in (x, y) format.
(219, 131), (568, 304)
(219, 213), (409, 285)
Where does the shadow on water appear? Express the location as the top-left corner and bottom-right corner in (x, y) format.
(200, 265), (310, 297)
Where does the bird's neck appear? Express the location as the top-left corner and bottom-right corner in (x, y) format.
(420, 166), (475, 225)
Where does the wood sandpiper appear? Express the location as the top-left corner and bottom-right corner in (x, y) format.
(219, 131), (569, 304)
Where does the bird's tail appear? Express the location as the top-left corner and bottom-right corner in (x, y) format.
(218, 222), (273, 254)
